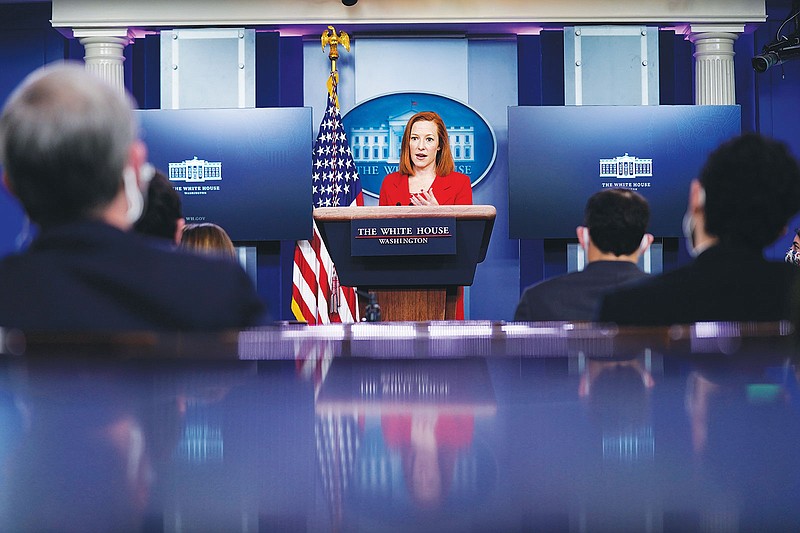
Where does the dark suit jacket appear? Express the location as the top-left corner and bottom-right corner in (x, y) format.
(0, 221), (266, 331)
(378, 171), (473, 206)
(597, 244), (797, 326)
(514, 261), (649, 321)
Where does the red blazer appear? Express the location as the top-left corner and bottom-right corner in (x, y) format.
(378, 171), (473, 206)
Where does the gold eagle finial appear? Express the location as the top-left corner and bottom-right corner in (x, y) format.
(321, 26), (351, 108)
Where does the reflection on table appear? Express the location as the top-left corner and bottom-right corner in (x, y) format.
(0, 320), (797, 531)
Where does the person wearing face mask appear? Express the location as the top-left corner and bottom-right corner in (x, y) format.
(0, 62), (266, 331)
(514, 189), (653, 321)
(598, 133), (800, 326)
(784, 228), (800, 266)
(378, 111), (473, 319)
(133, 169), (186, 247)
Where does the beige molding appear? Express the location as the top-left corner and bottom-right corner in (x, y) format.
(52, 0), (766, 34)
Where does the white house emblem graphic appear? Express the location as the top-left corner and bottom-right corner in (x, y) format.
(599, 153), (653, 179)
(168, 156), (222, 182)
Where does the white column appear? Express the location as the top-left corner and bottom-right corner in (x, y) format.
(74, 28), (135, 94)
(687, 24), (744, 105)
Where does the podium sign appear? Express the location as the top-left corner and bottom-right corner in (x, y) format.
(352, 217), (456, 256)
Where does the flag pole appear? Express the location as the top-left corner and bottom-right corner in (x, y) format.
(319, 25), (358, 319)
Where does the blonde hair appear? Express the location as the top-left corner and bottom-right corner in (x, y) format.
(398, 111), (455, 177)
(180, 223), (236, 261)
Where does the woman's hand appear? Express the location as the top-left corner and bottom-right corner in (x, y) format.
(410, 189), (439, 206)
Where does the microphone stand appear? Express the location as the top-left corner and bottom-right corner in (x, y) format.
(355, 289), (381, 322)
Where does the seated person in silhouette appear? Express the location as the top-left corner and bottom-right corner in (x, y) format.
(133, 169), (185, 246)
(599, 134), (800, 325)
(514, 188), (652, 321)
(180, 222), (237, 261)
(0, 63), (265, 330)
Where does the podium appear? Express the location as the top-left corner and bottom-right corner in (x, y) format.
(313, 205), (496, 321)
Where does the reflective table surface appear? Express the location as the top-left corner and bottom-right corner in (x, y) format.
(0, 321), (798, 532)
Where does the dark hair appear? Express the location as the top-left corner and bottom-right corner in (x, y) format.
(0, 63), (136, 227)
(398, 111), (455, 177)
(133, 170), (182, 240)
(584, 188), (650, 256)
(699, 133), (800, 249)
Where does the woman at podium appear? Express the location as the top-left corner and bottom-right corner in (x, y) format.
(378, 111), (473, 319)
(378, 111), (473, 207)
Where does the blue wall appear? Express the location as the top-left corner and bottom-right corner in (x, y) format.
(0, 4), (73, 258)
(1, 2), (798, 322)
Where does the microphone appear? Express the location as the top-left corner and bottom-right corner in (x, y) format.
(355, 289), (381, 322)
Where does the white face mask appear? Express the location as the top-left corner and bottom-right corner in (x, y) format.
(786, 248), (800, 266)
(581, 226), (590, 253)
(122, 163), (155, 224)
(682, 211), (700, 257)
(637, 234), (649, 253)
(682, 185), (706, 257)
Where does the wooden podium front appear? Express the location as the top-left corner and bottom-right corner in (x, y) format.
(313, 205), (495, 321)
(363, 286), (458, 322)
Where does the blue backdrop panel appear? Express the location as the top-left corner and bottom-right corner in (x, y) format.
(508, 105), (741, 238)
(137, 108), (313, 242)
(0, 4), (71, 259)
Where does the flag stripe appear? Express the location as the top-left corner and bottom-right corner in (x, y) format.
(292, 241), (320, 324)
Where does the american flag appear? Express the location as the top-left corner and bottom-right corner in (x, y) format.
(291, 79), (363, 324)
